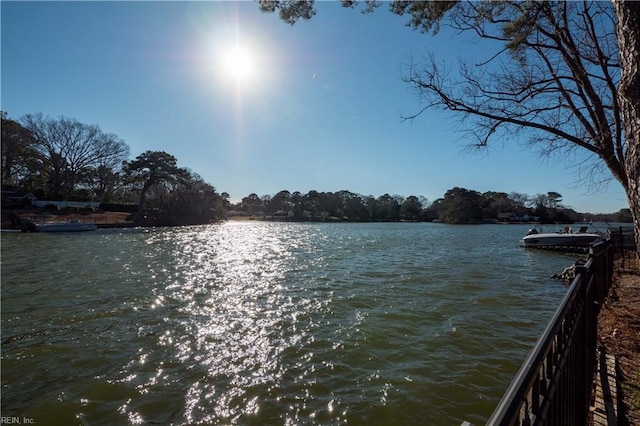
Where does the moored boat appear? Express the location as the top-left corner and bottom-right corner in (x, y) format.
(24, 219), (97, 233)
(521, 225), (603, 249)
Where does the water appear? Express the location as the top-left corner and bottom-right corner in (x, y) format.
(1, 222), (581, 425)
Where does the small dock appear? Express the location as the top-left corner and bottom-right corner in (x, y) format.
(590, 349), (619, 425)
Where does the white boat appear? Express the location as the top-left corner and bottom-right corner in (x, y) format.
(32, 219), (97, 233)
(521, 225), (603, 249)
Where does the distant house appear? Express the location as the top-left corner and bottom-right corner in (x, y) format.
(31, 200), (100, 210)
(1, 187), (101, 211)
(275, 210), (295, 218)
(1, 190), (37, 208)
(520, 214), (540, 223)
(498, 212), (517, 222)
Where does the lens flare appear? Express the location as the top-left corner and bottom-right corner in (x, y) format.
(221, 46), (254, 83)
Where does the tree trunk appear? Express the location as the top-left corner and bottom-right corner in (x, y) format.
(613, 0), (640, 255)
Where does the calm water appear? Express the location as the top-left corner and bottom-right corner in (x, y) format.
(1, 222), (581, 425)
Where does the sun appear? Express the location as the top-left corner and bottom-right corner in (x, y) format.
(221, 45), (254, 83)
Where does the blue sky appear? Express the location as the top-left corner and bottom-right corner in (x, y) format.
(1, 1), (629, 213)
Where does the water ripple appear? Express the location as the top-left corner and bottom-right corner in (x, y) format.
(1, 222), (578, 425)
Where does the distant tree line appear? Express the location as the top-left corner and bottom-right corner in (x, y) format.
(235, 190), (428, 222)
(1, 112), (226, 226)
(232, 187), (632, 224)
(3, 111), (630, 227)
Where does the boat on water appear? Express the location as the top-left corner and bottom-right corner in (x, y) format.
(521, 225), (603, 249)
(23, 219), (97, 233)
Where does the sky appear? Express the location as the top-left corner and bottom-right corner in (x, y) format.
(0, 1), (630, 214)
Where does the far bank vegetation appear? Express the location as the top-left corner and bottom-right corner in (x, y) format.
(230, 188), (632, 224)
(1, 112), (631, 227)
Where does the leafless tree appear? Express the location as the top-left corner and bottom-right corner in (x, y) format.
(21, 113), (130, 200)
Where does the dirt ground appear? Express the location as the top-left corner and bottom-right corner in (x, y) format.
(597, 256), (640, 425)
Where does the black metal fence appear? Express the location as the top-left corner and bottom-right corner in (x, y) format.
(487, 240), (614, 425)
(608, 226), (637, 271)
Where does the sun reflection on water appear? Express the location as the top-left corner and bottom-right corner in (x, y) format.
(118, 222), (332, 424)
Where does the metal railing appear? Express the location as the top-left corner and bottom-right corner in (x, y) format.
(608, 226), (637, 271)
(608, 226), (636, 251)
(487, 240), (614, 425)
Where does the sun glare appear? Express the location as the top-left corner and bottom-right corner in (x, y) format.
(221, 46), (254, 83)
